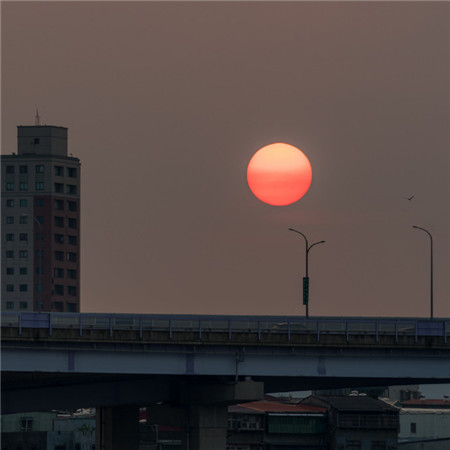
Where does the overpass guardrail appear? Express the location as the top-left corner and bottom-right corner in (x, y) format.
(1, 312), (449, 344)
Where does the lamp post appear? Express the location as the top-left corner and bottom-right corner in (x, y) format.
(288, 228), (325, 319)
(21, 214), (43, 312)
(412, 226), (433, 320)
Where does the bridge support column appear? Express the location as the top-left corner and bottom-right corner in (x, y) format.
(182, 404), (228, 450)
(147, 380), (264, 450)
(96, 405), (139, 450)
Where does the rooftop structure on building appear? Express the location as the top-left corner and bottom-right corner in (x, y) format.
(2, 122), (81, 312)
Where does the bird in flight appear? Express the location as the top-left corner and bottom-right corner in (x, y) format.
(404, 195), (415, 201)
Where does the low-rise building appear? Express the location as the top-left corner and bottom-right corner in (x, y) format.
(227, 399), (328, 450)
(301, 395), (400, 450)
(398, 399), (450, 449)
(1, 410), (95, 450)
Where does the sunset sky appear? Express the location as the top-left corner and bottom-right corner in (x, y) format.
(2, 1), (449, 318)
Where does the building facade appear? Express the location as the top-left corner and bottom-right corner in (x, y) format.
(226, 400), (328, 450)
(2, 125), (81, 312)
(1, 410), (95, 450)
(301, 395), (400, 450)
(398, 399), (450, 450)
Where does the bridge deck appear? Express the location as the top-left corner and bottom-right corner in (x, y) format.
(3, 313), (450, 414)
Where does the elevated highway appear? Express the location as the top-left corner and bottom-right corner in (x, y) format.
(2, 312), (449, 410)
(2, 312), (449, 449)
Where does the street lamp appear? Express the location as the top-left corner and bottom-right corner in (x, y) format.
(412, 226), (433, 320)
(288, 228), (325, 319)
(21, 214), (43, 312)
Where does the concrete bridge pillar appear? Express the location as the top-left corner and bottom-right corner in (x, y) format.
(147, 380), (264, 450)
(182, 404), (228, 450)
(96, 405), (139, 450)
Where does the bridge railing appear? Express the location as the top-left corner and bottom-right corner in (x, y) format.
(1, 312), (449, 344)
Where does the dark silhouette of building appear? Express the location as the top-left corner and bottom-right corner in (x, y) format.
(301, 395), (400, 450)
(2, 124), (81, 312)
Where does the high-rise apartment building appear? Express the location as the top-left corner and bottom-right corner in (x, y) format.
(2, 125), (81, 312)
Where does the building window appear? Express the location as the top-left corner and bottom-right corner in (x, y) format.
(36, 284), (44, 293)
(19, 165), (28, 174)
(36, 216), (44, 224)
(52, 302), (64, 312)
(67, 252), (77, 262)
(6, 284), (14, 292)
(55, 183), (64, 193)
(54, 216), (64, 227)
(411, 422), (416, 433)
(55, 251), (64, 261)
(36, 233), (44, 240)
(19, 301), (28, 309)
(19, 182), (28, 191)
(36, 267), (43, 275)
(67, 235), (77, 245)
(6, 199), (14, 207)
(67, 269), (77, 279)
(6, 233), (14, 241)
(6, 216), (14, 224)
(6, 182), (14, 191)
(67, 167), (77, 177)
(66, 184), (77, 195)
(36, 198), (44, 207)
(67, 201), (77, 211)
(36, 250), (44, 257)
(67, 303), (77, 312)
(6, 165), (14, 174)
(67, 286), (77, 296)
(34, 138), (40, 145)
(55, 199), (64, 210)
(6, 267), (14, 275)
(19, 284), (28, 292)
(67, 218), (77, 229)
(54, 166), (64, 176)
(54, 285), (64, 295)
(20, 216), (28, 224)
(19, 250), (28, 258)
(20, 418), (33, 431)
(54, 234), (64, 244)
(19, 233), (28, 241)
(346, 441), (362, 450)
(6, 250), (14, 258)
(5, 301), (14, 309)
(35, 182), (44, 191)
(19, 199), (28, 207)
(20, 267), (27, 275)
(372, 442), (387, 450)
(54, 268), (64, 278)
(35, 165), (44, 173)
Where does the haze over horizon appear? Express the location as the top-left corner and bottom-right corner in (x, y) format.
(2, 1), (449, 317)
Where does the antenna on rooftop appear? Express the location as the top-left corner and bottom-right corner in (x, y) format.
(35, 108), (41, 126)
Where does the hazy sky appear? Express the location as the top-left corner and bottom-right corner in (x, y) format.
(2, 1), (449, 317)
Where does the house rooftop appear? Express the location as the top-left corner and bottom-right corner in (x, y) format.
(401, 399), (450, 408)
(229, 400), (326, 414)
(301, 395), (399, 412)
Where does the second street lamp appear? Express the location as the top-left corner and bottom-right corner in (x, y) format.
(412, 225), (434, 320)
(288, 228), (325, 319)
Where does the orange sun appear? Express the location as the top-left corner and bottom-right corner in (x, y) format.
(247, 143), (312, 206)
